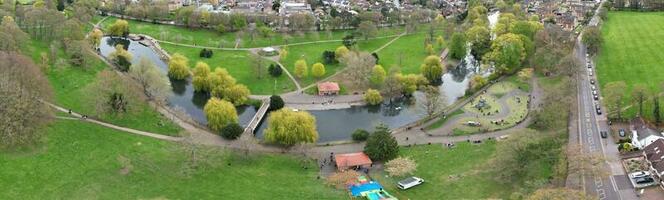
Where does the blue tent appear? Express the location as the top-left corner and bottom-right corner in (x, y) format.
(349, 182), (383, 197)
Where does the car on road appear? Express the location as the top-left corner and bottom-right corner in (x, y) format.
(397, 177), (424, 190)
(591, 85), (596, 91)
(619, 129), (626, 137)
(589, 70), (594, 76)
(601, 131), (607, 138)
(592, 90), (597, 95)
(595, 104), (602, 115)
(593, 94), (599, 100)
(590, 79), (596, 85)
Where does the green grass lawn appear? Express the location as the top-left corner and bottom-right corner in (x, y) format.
(372, 142), (513, 199)
(377, 32), (445, 74)
(160, 44), (296, 95)
(0, 120), (344, 199)
(425, 109), (465, 130)
(101, 16), (405, 48)
(597, 12), (664, 120)
(26, 40), (181, 135)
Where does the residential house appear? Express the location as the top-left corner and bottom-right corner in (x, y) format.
(642, 138), (664, 189)
(631, 127), (664, 150)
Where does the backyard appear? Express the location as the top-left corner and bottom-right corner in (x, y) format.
(0, 121), (344, 199)
(597, 11), (664, 119)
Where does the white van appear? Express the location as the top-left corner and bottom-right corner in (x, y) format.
(397, 177), (424, 190)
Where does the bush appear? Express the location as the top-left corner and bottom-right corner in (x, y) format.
(221, 122), (243, 140)
(268, 63), (283, 77)
(199, 48), (213, 58)
(269, 95), (285, 111)
(352, 129), (370, 141)
(322, 50), (337, 64)
(371, 52), (379, 64)
(364, 124), (399, 161)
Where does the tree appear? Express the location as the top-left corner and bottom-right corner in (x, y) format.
(89, 28), (103, 48)
(631, 84), (648, 116)
(199, 48), (213, 58)
(518, 68), (534, 81)
(527, 188), (593, 200)
(0, 52), (53, 150)
(109, 44), (133, 71)
(221, 122), (243, 140)
(420, 55), (445, 83)
(449, 33), (467, 60)
(420, 85), (445, 119)
(398, 74), (428, 95)
(385, 157), (417, 177)
(582, 26), (602, 55)
(264, 109), (318, 146)
(269, 95), (285, 111)
(223, 84), (250, 106)
(192, 62), (212, 92)
(486, 33), (527, 75)
(168, 53), (190, 80)
(382, 71), (404, 100)
(370, 65), (387, 87)
(605, 81), (627, 120)
(88, 70), (143, 115)
(203, 98), (238, 131)
(364, 124), (399, 161)
(335, 46), (349, 59)
(469, 74), (487, 90)
(466, 25), (491, 60)
(0, 16), (29, 51)
(352, 129), (370, 141)
(322, 50), (337, 64)
(342, 35), (356, 48)
(340, 51), (376, 87)
(311, 62), (326, 78)
(492, 129), (558, 182)
(294, 59), (308, 78)
(655, 96), (661, 125)
(268, 63), (283, 77)
(364, 89), (383, 106)
(425, 43), (435, 55)
(209, 68), (237, 97)
(357, 21), (377, 40)
(108, 19), (129, 37)
(436, 36), (445, 48)
(129, 58), (170, 104)
(250, 53), (265, 79)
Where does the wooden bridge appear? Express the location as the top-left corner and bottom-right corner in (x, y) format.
(244, 99), (270, 134)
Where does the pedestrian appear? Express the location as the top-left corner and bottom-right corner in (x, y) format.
(68, 109), (72, 114)
(406, 137), (409, 141)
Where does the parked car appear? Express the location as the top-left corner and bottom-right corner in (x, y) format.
(590, 79), (596, 85)
(595, 104), (602, 115)
(593, 94), (599, 100)
(629, 171), (651, 179)
(397, 177), (424, 190)
(591, 85), (596, 91)
(601, 131), (607, 138)
(589, 71), (594, 76)
(619, 129), (626, 137)
(635, 177), (655, 184)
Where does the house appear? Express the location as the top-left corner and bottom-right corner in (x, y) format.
(642, 138), (664, 189)
(335, 152), (372, 171)
(317, 82), (340, 96)
(280, 2), (312, 16)
(631, 127), (664, 150)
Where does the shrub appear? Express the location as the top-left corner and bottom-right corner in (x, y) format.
(199, 48), (213, 58)
(268, 63), (283, 77)
(322, 50), (336, 64)
(221, 122), (244, 140)
(385, 157), (417, 177)
(352, 129), (370, 141)
(269, 95), (285, 111)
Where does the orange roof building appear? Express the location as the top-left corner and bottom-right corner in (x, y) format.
(335, 152), (373, 171)
(317, 82), (340, 96)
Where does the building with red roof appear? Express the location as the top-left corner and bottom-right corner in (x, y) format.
(335, 152), (372, 171)
(317, 81), (340, 96)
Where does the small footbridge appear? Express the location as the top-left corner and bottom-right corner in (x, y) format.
(244, 99), (270, 134)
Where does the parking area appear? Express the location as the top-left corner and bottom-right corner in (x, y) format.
(622, 156), (659, 189)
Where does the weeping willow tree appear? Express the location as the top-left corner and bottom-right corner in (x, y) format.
(264, 109), (318, 147)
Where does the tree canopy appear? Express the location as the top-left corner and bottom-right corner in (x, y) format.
(204, 98), (239, 131)
(364, 125), (399, 161)
(264, 109), (318, 146)
(420, 55), (445, 83)
(168, 53), (190, 80)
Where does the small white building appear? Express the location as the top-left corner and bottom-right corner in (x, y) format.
(632, 128), (664, 150)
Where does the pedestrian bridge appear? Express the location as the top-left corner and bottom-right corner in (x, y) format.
(244, 99), (270, 134)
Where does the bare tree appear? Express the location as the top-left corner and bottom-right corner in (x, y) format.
(129, 57), (171, 104)
(419, 85), (446, 119)
(250, 53), (265, 79)
(340, 51), (376, 88)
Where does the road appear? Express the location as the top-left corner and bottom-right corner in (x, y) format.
(573, 2), (637, 199)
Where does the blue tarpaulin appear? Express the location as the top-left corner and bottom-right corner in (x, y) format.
(349, 182), (383, 197)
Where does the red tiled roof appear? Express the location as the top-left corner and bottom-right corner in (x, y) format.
(335, 152), (372, 169)
(318, 82), (340, 92)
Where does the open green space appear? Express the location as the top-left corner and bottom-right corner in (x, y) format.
(376, 32), (445, 74)
(101, 16), (405, 48)
(160, 43), (296, 95)
(27, 40), (181, 135)
(453, 94), (528, 135)
(425, 109), (465, 130)
(0, 120), (343, 199)
(597, 11), (664, 120)
(371, 141), (556, 199)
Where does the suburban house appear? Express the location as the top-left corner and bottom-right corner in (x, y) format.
(335, 152), (373, 171)
(317, 82), (340, 96)
(642, 138), (664, 189)
(631, 127), (664, 150)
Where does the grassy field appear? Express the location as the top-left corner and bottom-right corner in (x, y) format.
(425, 109), (465, 130)
(0, 121), (344, 199)
(371, 141), (527, 199)
(597, 12), (664, 119)
(160, 44), (296, 95)
(101, 16), (405, 48)
(26, 40), (181, 135)
(376, 32), (445, 74)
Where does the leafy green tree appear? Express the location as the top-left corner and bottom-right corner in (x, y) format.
(294, 59), (308, 78)
(364, 124), (399, 161)
(209, 68), (237, 98)
(605, 81), (627, 120)
(486, 33), (526, 74)
(436, 35), (445, 48)
(466, 25), (491, 60)
(311, 62), (326, 78)
(0, 16), (29, 52)
(342, 35), (356, 48)
(420, 55), (445, 83)
(268, 64), (283, 77)
(222, 84), (251, 106)
(168, 53), (190, 80)
(264, 109), (318, 146)
(108, 19), (129, 37)
(582, 26), (602, 55)
(269, 95), (285, 111)
(335, 46), (349, 59)
(631, 84), (648, 116)
(89, 29), (103, 48)
(109, 44), (133, 71)
(204, 98), (238, 131)
(425, 43), (435, 55)
(352, 129), (370, 141)
(221, 122), (243, 140)
(370, 64), (387, 87)
(364, 89), (383, 105)
(449, 33), (467, 60)
(192, 62), (212, 92)
(398, 74), (428, 95)
(510, 20), (543, 40)
(129, 58), (170, 103)
(357, 21), (378, 40)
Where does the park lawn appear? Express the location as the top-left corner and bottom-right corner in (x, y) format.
(282, 37), (395, 87)
(0, 120), (344, 199)
(597, 12), (664, 120)
(26, 40), (181, 136)
(371, 141), (514, 199)
(160, 43), (296, 95)
(425, 109), (465, 130)
(452, 94), (529, 136)
(101, 16), (405, 48)
(376, 32), (445, 74)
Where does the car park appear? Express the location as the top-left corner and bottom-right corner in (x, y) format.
(397, 177), (424, 190)
(619, 129), (626, 137)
